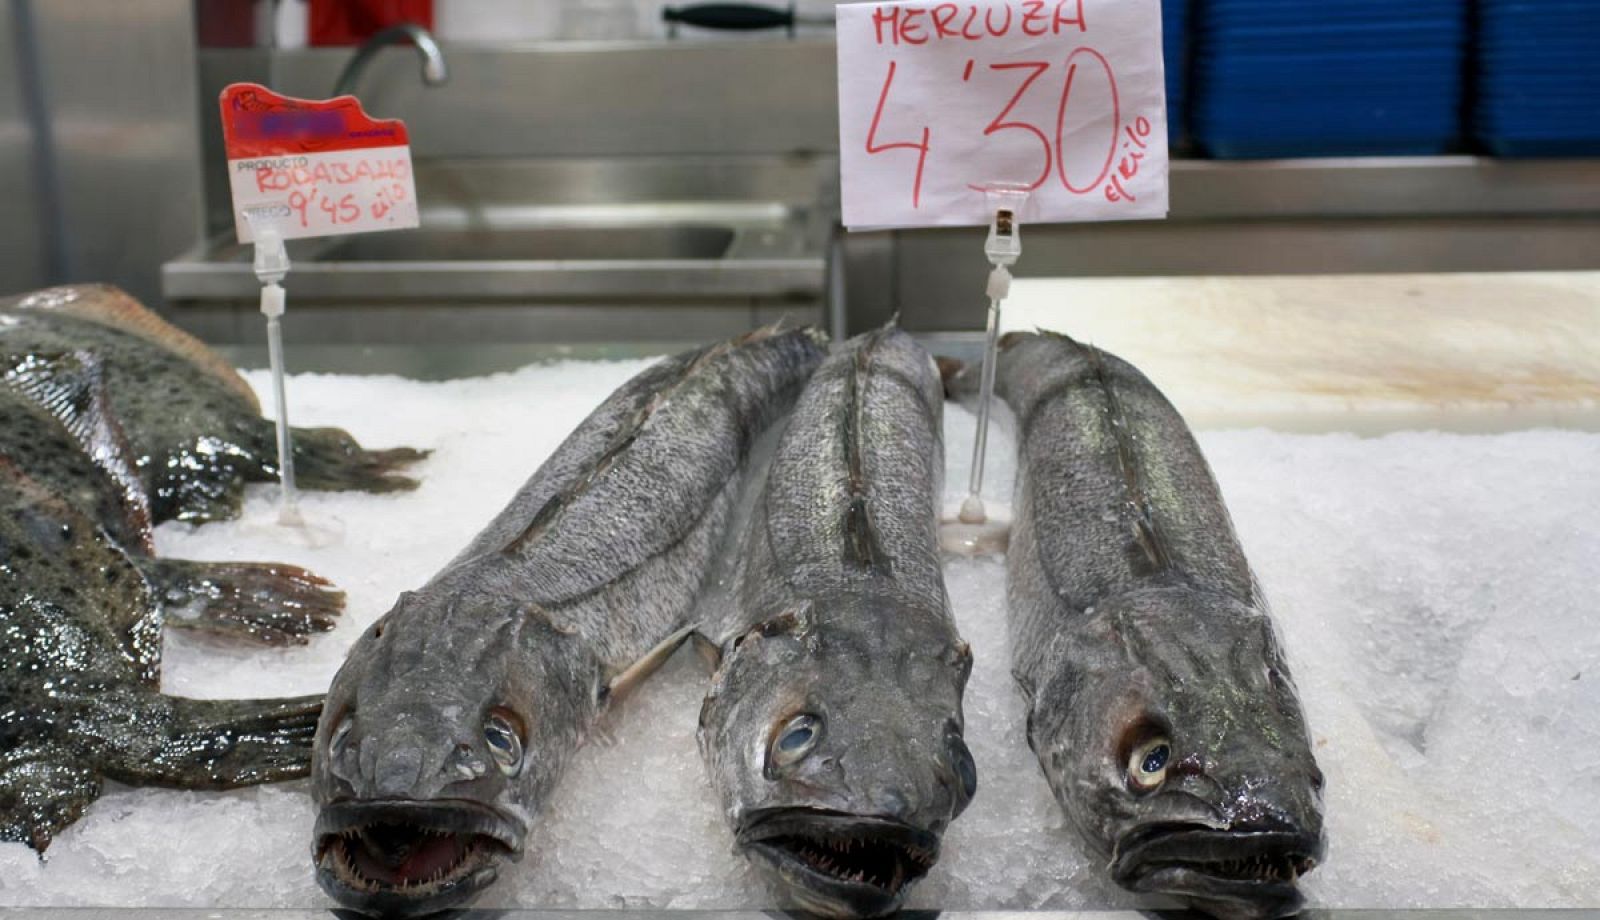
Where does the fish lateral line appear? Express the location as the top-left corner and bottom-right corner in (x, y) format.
(839, 328), (897, 575)
(501, 339), (738, 558)
(1065, 335), (1175, 577)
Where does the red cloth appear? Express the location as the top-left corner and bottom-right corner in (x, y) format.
(195, 0), (260, 48)
(309, 0), (434, 46)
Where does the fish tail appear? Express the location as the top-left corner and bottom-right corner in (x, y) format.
(290, 425), (429, 495)
(120, 694), (323, 788)
(140, 558), (345, 646)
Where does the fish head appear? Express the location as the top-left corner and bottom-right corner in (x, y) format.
(698, 598), (976, 918)
(1030, 586), (1325, 920)
(311, 588), (590, 916)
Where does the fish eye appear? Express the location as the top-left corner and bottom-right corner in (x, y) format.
(770, 713), (822, 768)
(484, 708), (525, 776)
(1127, 736), (1171, 791)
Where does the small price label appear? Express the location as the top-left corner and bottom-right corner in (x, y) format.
(837, 0), (1169, 230)
(220, 83), (420, 243)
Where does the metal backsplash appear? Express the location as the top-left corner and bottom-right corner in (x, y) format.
(0, 0), (203, 306)
(196, 41), (843, 242)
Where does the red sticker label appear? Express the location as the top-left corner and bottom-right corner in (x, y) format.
(221, 83), (410, 158)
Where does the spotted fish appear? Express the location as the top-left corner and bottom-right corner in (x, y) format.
(0, 284), (425, 524)
(0, 354), (341, 853)
(698, 325), (976, 919)
(1, 351), (344, 645)
(950, 331), (1325, 920)
(310, 325), (827, 917)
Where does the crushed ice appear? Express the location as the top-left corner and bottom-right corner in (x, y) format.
(2, 361), (1596, 909)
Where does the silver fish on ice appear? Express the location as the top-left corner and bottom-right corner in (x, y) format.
(699, 325), (976, 919)
(310, 325), (827, 917)
(951, 330), (1325, 920)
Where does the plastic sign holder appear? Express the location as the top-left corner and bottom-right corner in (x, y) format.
(836, 0), (1170, 554)
(941, 184), (1029, 557)
(248, 221), (301, 524)
(220, 82), (418, 534)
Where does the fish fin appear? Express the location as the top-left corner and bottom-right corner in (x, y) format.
(840, 338), (893, 574)
(689, 628), (723, 671)
(0, 755), (103, 854)
(948, 638), (974, 687)
(600, 624), (700, 706)
(138, 558), (344, 646)
(3, 351), (155, 553)
(1126, 518), (1172, 575)
(843, 494), (892, 573)
(5, 285), (262, 410)
(291, 426), (428, 495)
(107, 694), (322, 788)
(521, 601), (580, 637)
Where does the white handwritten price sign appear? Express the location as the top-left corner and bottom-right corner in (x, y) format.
(220, 83), (419, 243)
(837, 0), (1169, 230)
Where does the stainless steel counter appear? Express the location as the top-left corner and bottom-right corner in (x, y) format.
(163, 155), (834, 345)
(4, 910), (1595, 919)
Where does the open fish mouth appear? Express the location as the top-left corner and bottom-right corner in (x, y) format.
(313, 799), (520, 916)
(1111, 824), (1323, 919)
(737, 808), (940, 918)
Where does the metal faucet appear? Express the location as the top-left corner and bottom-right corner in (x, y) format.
(332, 22), (448, 98)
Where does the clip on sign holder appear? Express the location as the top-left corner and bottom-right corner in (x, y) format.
(242, 214), (342, 546)
(248, 219), (300, 525)
(942, 183), (1029, 556)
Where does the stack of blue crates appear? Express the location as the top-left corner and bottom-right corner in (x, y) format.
(1189, 0), (1469, 158)
(1476, 0), (1600, 155)
(1163, 0), (1189, 145)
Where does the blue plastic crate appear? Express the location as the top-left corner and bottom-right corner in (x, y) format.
(1474, 0), (1600, 156)
(1189, 0), (1467, 158)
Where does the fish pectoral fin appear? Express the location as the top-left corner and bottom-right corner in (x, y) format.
(689, 628), (723, 671)
(601, 624), (701, 705)
(138, 558), (345, 646)
(291, 425), (428, 495)
(0, 755), (103, 854)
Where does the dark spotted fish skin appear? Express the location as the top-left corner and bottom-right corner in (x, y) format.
(0, 460), (324, 854)
(698, 326), (975, 919)
(0, 353), (151, 552)
(0, 351), (345, 645)
(310, 326), (827, 918)
(0, 285), (424, 524)
(0, 347), (350, 853)
(971, 331), (1325, 920)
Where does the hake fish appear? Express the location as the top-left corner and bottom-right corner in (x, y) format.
(0, 285), (425, 524)
(310, 326), (827, 917)
(958, 331), (1324, 920)
(698, 326), (976, 919)
(0, 357), (338, 853)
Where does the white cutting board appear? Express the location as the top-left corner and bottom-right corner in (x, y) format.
(1001, 271), (1600, 433)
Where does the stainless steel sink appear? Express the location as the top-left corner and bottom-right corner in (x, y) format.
(161, 156), (835, 330)
(318, 225), (736, 262)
